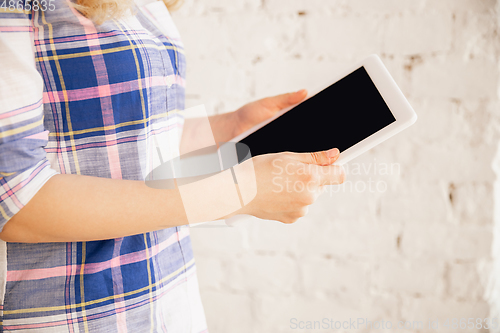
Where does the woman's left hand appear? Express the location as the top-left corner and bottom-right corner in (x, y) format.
(231, 89), (308, 138)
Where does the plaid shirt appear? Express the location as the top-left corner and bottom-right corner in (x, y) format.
(0, 0), (208, 331)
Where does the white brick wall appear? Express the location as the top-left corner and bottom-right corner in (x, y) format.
(171, 1), (500, 332)
(490, 0), (500, 325)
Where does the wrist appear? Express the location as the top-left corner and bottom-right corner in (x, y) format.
(218, 182), (257, 220)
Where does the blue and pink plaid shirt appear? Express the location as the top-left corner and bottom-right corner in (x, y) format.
(0, 0), (208, 331)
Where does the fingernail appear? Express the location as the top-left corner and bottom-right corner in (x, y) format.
(327, 148), (340, 158)
(296, 89), (306, 94)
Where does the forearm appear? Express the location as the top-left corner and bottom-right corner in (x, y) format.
(0, 174), (189, 243)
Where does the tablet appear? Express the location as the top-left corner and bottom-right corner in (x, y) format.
(230, 55), (417, 165)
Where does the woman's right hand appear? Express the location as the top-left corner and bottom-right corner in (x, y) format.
(233, 148), (345, 224)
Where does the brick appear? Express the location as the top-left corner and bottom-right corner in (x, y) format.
(383, 14), (453, 55)
(255, 294), (399, 332)
(425, 0), (496, 13)
(199, 290), (255, 333)
(295, 216), (401, 258)
(453, 12), (499, 62)
(175, 16), (230, 61)
(407, 99), (499, 147)
(304, 16), (385, 58)
(448, 182), (494, 227)
(261, 0), (493, 16)
(400, 225), (492, 260)
(447, 262), (486, 301)
(263, 0), (343, 16)
(195, 0), (261, 13)
(243, 217), (302, 252)
(183, 59), (254, 114)
(379, 180), (450, 226)
(406, 141), (497, 183)
(189, 225), (248, 254)
(410, 56), (498, 99)
(372, 258), (445, 296)
(400, 298), (489, 333)
(345, 0), (496, 14)
(225, 14), (305, 63)
(192, 255), (225, 290)
(173, 0), (262, 16)
(342, 0), (426, 14)
(225, 253), (299, 295)
(300, 257), (370, 302)
(254, 59), (351, 98)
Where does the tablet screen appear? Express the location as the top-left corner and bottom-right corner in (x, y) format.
(237, 66), (396, 162)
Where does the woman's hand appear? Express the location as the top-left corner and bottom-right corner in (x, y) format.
(233, 147), (345, 224)
(231, 89), (308, 138)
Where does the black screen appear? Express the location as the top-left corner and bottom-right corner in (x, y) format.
(237, 66), (396, 162)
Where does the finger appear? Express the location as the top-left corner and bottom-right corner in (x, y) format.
(288, 148), (340, 166)
(317, 165), (345, 185)
(259, 89), (307, 112)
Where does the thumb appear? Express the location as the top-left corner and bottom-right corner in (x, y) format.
(289, 148), (340, 166)
(260, 89), (308, 112)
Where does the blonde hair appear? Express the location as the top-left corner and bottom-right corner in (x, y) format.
(73, 0), (183, 25)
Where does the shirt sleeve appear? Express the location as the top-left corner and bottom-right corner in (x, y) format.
(0, 9), (58, 232)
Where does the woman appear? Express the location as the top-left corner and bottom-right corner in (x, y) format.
(0, 0), (345, 331)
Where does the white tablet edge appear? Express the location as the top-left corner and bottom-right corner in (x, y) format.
(228, 54), (417, 166)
